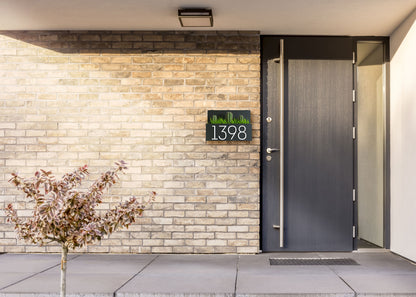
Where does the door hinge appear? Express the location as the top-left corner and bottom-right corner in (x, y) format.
(353, 90), (356, 102)
(353, 226), (356, 238)
(353, 189), (356, 202)
(353, 127), (356, 139)
(352, 51), (356, 64)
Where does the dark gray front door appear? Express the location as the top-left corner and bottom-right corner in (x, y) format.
(261, 37), (354, 251)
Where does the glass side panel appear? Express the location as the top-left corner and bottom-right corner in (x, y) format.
(357, 42), (385, 247)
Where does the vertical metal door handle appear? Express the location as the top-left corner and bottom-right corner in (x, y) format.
(268, 40), (285, 248)
(279, 39), (285, 248)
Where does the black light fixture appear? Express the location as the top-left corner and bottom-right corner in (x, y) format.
(178, 8), (213, 27)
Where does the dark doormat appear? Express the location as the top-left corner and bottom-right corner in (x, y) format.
(270, 258), (359, 265)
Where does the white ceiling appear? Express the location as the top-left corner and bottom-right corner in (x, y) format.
(0, 0), (415, 36)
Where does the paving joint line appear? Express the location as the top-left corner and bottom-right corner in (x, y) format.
(233, 255), (240, 297)
(327, 264), (357, 297)
(0, 254), (81, 291)
(113, 254), (159, 297)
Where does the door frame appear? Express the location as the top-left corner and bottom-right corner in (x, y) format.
(260, 35), (391, 252)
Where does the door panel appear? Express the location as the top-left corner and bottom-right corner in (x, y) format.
(285, 59), (353, 251)
(261, 37), (354, 251)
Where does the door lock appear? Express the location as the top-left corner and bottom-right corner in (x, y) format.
(266, 148), (280, 154)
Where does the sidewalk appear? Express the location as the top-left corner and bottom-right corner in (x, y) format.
(1, 250), (416, 296)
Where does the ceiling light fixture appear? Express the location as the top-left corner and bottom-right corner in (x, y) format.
(178, 8), (213, 27)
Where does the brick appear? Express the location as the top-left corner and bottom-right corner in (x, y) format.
(207, 64), (228, 71)
(111, 56), (132, 64)
(237, 233), (258, 239)
(143, 35), (163, 42)
(216, 233), (236, 239)
(143, 239), (163, 246)
(163, 225), (184, 232)
(207, 211), (228, 218)
(228, 225), (249, 233)
(229, 240), (249, 247)
(173, 246), (194, 253)
(0, 239), (17, 246)
(110, 246), (130, 253)
(193, 246), (214, 253)
(152, 247), (173, 253)
(88, 246), (110, 253)
(228, 211), (249, 218)
(79, 34), (101, 41)
(122, 35), (143, 42)
(205, 226), (226, 233)
(237, 247), (258, 253)
(207, 240), (227, 246)
(206, 182), (227, 189)
(216, 204), (236, 211)
(151, 232), (171, 239)
(186, 239), (206, 246)
(193, 217), (215, 225)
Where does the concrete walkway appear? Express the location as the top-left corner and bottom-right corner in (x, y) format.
(0, 250), (416, 296)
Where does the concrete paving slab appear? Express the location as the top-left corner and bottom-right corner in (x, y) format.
(0, 273), (35, 292)
(341, 274), (416, 295)
(317, 251), (416, 295)
(0, 254), (61, 273)
(0, 254), (63, 290)
(1, 272), (130, 295)
(0, 254), (156, 296)
(318, 251), (416, 275)
(237, 254), (354, 296)
(117, 254), (238, 297)
(237, 273), (355, 296)
(61, 254), (157, 275)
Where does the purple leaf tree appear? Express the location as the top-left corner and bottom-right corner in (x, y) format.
(4, 161), (155, 297)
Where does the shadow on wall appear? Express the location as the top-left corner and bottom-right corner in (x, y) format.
(0, 31), (259, 55)
(390, 7), (416, 57)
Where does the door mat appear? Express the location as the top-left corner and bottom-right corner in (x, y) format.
(270, 258), (359, 265)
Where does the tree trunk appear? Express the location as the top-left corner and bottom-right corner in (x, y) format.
(60, 245), (68, 297)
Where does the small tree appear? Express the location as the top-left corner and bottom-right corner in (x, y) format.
(4, 161), (155, 297)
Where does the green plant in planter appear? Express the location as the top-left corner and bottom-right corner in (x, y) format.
(210, 112), (250, 124)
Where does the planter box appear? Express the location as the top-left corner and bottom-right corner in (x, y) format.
(206, 123), (252, 141)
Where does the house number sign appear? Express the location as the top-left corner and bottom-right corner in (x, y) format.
(206, 110), (252, 141)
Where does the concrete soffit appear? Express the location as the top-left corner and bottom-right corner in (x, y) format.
(0, 0), (415, 36)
